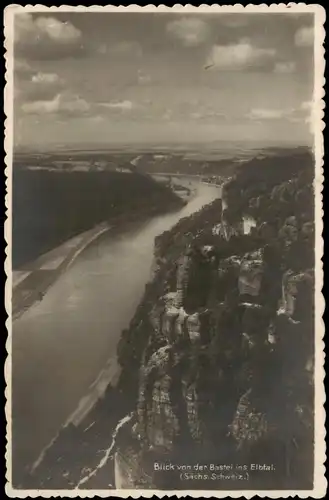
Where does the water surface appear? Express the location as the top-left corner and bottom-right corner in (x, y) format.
(12, 181), (221, 478)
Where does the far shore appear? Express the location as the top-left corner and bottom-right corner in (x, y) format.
(12, 197), (187, 322)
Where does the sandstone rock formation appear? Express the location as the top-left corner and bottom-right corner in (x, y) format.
(114, 150), (315, 490)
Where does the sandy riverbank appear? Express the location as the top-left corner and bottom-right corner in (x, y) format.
(12, 222), (111, 321)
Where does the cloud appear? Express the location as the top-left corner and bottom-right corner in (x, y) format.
(87, 115), (106, 124)
(22, 93), (90, 117)
(16, 71), (64, 103)
(247, 108), (288, 120)
(291, 101), (314, 124)
(22, 94), (61, 114)
(31, 72), (62, 84)
(295, 26), (313, 47)
(14, 13), (84, 60)
(247, 102), (313, 123)
(158, 104), (228, 123)
(206, 39), (276, 71)
(292, 102), (315, 136)
(14, 59), (35, 82)
(166, 17), (210, 47)
(274, 61), (296, 74)
(301, 100), (313, 111)
(137, 71), (151, 85)
(15, 13), (81, 43)
(98, 100), (134, 111)
(190, 109), (227, 121)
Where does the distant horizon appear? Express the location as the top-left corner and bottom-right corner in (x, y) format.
(14, 136), (313, 154)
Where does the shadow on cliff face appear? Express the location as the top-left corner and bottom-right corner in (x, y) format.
(113, 149), (314, 491)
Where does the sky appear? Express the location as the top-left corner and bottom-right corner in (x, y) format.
(13, 11), (315, 148)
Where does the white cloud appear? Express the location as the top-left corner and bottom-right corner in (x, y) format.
(61, 95), (90, 114)
(36, 17), (81, 42)
(14, 14), (34, 42)
(301, 100), (313, 111)
(297, 102), (315, 134)
(247, 102), (314, 123)
(295, 101), (314, 132)
(206, 39), (276, 70)
(166, 17), (210, 47)
(22, 93), (90, 116)
(98, 100), (134, 111)
(14, 13), (83, 60)
(31, 72), (61, 84)
(247, 108), (291, 120)
(137, 71), (151, 85)
(15, 13), (81, 44)
(88, 115), (105, 124)
(295, 26), (313, 47)
(190, 109), (227, 121)
(22, 94), (61, 114)
(18, 71), (64, 103)
(274, 61), (296, 74)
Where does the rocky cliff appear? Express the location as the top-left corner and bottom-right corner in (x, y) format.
(114, 148), (315, 490)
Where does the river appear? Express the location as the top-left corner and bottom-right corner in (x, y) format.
(11, 181), (221, 481)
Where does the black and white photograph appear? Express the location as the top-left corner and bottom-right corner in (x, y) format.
(5, 4), (325, 497)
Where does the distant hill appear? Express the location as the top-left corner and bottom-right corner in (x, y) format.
(12, 169), (183, 269)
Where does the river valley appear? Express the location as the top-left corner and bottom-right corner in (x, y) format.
(11, 180), (221, 483)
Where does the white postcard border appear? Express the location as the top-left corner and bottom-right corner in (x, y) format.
(4, 3), (326, 498)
